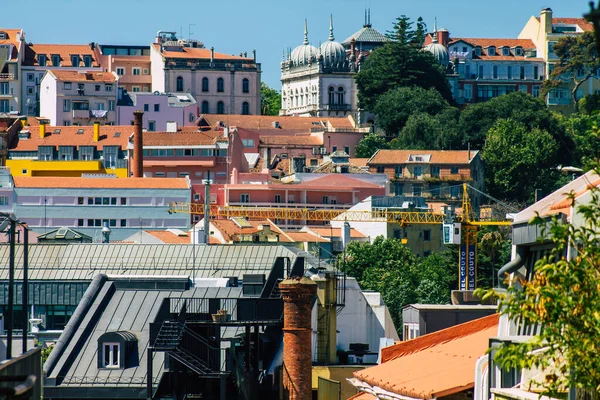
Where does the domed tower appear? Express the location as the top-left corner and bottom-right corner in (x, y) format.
(290, 19), (318, 66)
(320, 15), (347, 70)
(424, 18), (450, 68)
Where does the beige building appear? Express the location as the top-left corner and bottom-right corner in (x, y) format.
(0, 29), (25, 116)
(519, 8), (595, 108)
(94, 44), (152, 94)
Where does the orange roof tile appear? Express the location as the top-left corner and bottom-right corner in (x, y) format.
(13, 176), (189, 189)
(202, 114), (354, 132)
(369, 149), (477, 165)
(451, 38), (536, 49)
(349, 158), (369, 167)
(0, 29), (23, 61)
(153, 43), (253, 61)
(546, 179), (600, 216)
(12, 125), (132, 150)
(260, 135), (322, 146)
(354, 314), (499, 399)
(24, 44), (99, 67)
(284, 231), (329, 243)
(145, 230), (191, 244)
(534, 17), (594, 32)
(308, 227), (366, 239)
(144, 130), (223, 147)
(348, 393), (376, 400)
(46, 70), (117, 82)
(211, 218), (291, 243)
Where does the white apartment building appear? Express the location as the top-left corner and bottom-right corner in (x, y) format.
(39, 70), (118, 126)
(0, 29), (25, 116)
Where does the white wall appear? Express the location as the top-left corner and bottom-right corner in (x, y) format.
(150, 45), (165, 93)
(39, 73), (57, 125)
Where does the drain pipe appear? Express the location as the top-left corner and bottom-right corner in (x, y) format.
(497, 247), (527, 287)
(474, 355), (489, 400)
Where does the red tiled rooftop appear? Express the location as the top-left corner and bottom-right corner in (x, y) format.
(24, 44), (99, 67)
(284, 231), (329, 243)
(13, 176), (189, 189)
(534, 17), (593, 32)
(353, 314), (499, 399)
(143, 130), (223, 146)
(153, 43), (253, 61)
(46, 70), (117, 82)
(369, 149), (478, 165)
(211, 219), (292, 243)
(0, 29), (23, 60)
(145, 230), (191, 244)
(202, 114), (355, 132)
(307, 227), (366, 239)
(260, 135), (322, 146)
(12, 125), (132, 150)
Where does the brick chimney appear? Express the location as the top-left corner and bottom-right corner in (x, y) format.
(279, 276), (317, 400)
(132, 110), (144, 177)
(541, 8), (553, 36)
(437, 28), (450, 47)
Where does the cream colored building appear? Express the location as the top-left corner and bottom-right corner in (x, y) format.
(0, 29), (25, 116)
(519, 8), (595, 107)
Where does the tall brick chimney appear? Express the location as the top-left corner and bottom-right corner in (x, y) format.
(279, 276), (317, 400)
(132, 110), (144, 177)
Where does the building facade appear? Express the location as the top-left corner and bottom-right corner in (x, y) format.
(0, 29), (25, 116)
(117, 91), (198, 131)
(151, 31), (260, 115)
(95, 44), (152, 93)
(39, 70), (118, 126)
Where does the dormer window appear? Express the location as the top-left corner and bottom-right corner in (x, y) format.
(474, 47), (482, 57)
(83, 55), (92, 68)
(98, 331), (138, 370)
(70, 55), (80, 67)
(0, 32), (7, 40)
(51, 54), (60, 67)
(487, 46), (496, 56)
(514, 47), (523, 56)
(501, 47), (510, 56)
(38, 54), (47, 66)
(103, 343), (120, 368)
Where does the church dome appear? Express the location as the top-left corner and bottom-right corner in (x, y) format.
(291, 20), (318, 66)
(320, 15), (347, 68)
(424, 42), (449, 67)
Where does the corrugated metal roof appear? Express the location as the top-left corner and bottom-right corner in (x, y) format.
(0, 243), (297, 281)
(342, 26), (391, 45)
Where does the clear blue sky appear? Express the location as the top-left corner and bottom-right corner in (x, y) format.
(5, 0), (590, 88)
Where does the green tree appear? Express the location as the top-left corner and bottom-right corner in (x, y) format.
(389, 107), (461, 150)
(560, 112), (600, 170)
(578, 93), (600, 115)
(479, 181), (600, 397)
(415, 253), (455, 304)
(355, 133), (388, 158)
(386, 15), (427, 47)
(260, 82), (281, 116)
(543, 31), (600, 112)
(356, 16), (452, 111)
(482, 119), (560, 202)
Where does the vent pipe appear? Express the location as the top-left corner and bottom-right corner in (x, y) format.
(132, 110), (144, 177)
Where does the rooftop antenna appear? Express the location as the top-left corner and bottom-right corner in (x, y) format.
(188, 24), (196, 40)
(368, 8), (371, 26)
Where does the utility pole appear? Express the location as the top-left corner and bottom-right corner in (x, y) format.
(203, 171), (211, 245)
(22, 225), (28, 354)
(7, 218), (15, 359)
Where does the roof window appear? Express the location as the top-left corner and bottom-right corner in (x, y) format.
(514, 47), (523, 56)
(97, 331), (138, 370)
(76, 129), (84, 134)
(487, 46), (496, 56)
(0, 32), (7, 40)
(473, 47), (482, 56)
(54, 129), (61, 134)
(114, 132), (121, 137)
(502, 47), (510, 56)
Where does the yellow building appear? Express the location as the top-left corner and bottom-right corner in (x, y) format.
(519, 8), (595, 109)
(7, 122), (131, 177)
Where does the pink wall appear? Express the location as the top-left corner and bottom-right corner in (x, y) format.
(118, 93), (199, 130)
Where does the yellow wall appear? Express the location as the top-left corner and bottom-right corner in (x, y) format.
(312, 366), (365, 400)
(6, 159), (128, 178)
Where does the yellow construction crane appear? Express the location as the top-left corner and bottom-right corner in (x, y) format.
(168, 183), (512, 289)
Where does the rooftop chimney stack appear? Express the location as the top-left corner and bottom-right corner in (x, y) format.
(541, 8), (553, 36)
(210, 47), (215, 63)
(93, 122), (100, 142)
(39, 122), (45, 139)
(279, 276), (317, 400)
(132, 110), (144, 177)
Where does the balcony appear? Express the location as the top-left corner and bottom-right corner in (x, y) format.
(0, 73), (15, 80)
(72, 109), (89, 118)
(227, 202), (351, 211)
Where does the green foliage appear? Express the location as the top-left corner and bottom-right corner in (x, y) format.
(41, 344), (54, 365)
(390, 108), (461, 150)
(578, 94), (600, 115)
(260, 82), (281, 116)
(342, 236), (454, 330)
(543, 32), (600, 111)
(477, 227), (512, 289)
(482, 119), (560, 203)
(355, 133), (388, 158)
(479, 182), (600, 396)
(356, 15), (452, 111)
(560, 112), (600, 170)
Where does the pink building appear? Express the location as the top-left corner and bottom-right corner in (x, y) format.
(117, 91), (199, 131)
(94, 44), (152, 93)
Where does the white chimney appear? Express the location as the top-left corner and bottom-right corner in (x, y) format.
(341, 222), (351, 250)
(166, 121), (178, 132)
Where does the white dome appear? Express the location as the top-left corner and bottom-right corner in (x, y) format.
(320, 15), (346, 68)
(290, 19), (318, 66)
(424, 42), (449, 67)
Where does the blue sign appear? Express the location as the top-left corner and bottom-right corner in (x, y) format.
(467, 245), (476, 290)
(459, 245), (467, 290)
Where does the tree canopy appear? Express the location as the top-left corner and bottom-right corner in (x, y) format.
(355, 133), (388, 158)
(260, 82), (281, 116)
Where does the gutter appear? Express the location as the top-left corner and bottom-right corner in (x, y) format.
(497, 247), (528, 287)
(347, 378), (427, 400)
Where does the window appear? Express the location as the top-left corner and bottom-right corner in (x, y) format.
(63, 99), (71, 112)
(548, 41), (557, 59)
(0, 82), (8, 95)
(96, 102), (105, 111)
(143, 68), (149, 75)
(217, 101), (225, 114)
(38, 54), (46, 66)
(217, 77), (224, 92)
(507, 66), (512, 80)
(83, 55), (92, 68)
(431, 166), (440, 178)
(120, 219), (127, 227)
(430, 183), (441, 197)
(376, 165), (384, 173)
(423, 230), (431, 241)
(413, 185), (423, 196)
(132, 86), (141, 93)
(515, 47), (523, 56)
(493, 65), (498, 79)
(109, 100), (115, 111)
(413, 166), (423, 177)
(328, 86), (335, 104)
(450, 185), (460, 198)
(116, 67), (125, 76)
(154, 104), (160, 112)
(176, 76), (184, 91)
(27, 73), (34, 82)
(202, 77), (209, 92)
(201, 101), (209, 114)
(240, 194), (250, 203)
(242, 102), (250, 115)
(242, 78), (249, 93)
(120, 197), (127, 205)
(487, 46), (496, 56)
(274, 194), (281, 203)
(450, 166), (459, 174)
(143, 104), (149, 112)
(322, 196), (329, 204)
(189, 112), (195, 122)
(78, 219), (84, 227)
(520, 66), (525, 80)
(478, 65), (484, 79)
(103, 343), (120, 368)
(532, 85), (541, 97)
(337, 86), (345, 105)
(105, 84), (113, 92)
(0, 100), (9, 113)
(393, 182), (404, 196)
(95, 84), (101, 92)
(132, 67), (141, 75)
(474, 47), (481, 57)
(394, 165), (403, 178)
(242, 139), (255, 148)
(148, 121), (156, 131)
(70, 55), (80, 66)
(465, 64), (471, 78)
(502, 47), (510, 56)
(52, 54), (60, 66)
(64, 82), (72, 90)
(519, 84), (527, 93)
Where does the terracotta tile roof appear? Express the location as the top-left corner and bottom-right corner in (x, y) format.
(145, 230), (191, 244)
(24, 44), (99, 67)
(449, 38), (539, 59)
(143, 130), (222, 147)
(368, 149), (478, 165)
(260, 135), (322, 146)
(211, 219), (292, 243)
(202, 114), (354, 132)
(12, 125), (132, 150)
(13, 176), (190, 189)
(153, 43), (253, 61)
(109, 55), (150, 62)
(349, 158), (369, 167)
(545, 178), (600, 217)
(307, 227), (367, 239)
(353, 314), (499, 399)
(348, 393), (376, 400)
(284, 231), (329, 243)
(477, 56), (543, 61)
(46, 70), (117, 82)
(535, 17), (594, 32)
(0, 29), (23, 61)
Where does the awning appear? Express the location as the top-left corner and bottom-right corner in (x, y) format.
(143, 160), (215, 167)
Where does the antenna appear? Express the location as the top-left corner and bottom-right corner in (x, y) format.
(188, 24), (196, 40)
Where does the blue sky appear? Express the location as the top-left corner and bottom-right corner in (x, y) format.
(5, 0), (590, 88)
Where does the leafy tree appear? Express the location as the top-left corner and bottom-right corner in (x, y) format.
(477, 227), (512, 289)
(373, 86), (455, 136)
(482, 119), (560, 203)
(543, 32), (600, 112)
(356, 16), (452, 110)
(355, 133), (388, 158)
(390, 108), (461, 150)
(260, 82), (281, 116)
(415, 253), (455, 304)
(458, 91), (569, 154)
(578, 93), (600, 115)
(560, 112), (600, 170)
(479, 179), (600, 397)
(386, 15), (427, 47)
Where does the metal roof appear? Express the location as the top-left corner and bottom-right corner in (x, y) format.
(0, 243), (297, 281)
(342, 26), (391, 45)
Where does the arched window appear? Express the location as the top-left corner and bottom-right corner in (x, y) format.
(242, 102), (250, 115)
(217, 101), (225, 114)
(217, 77), (224, 93)
(242, 78), (249, 93)
(189, 112), (196, 122)
(201, 101), (209, 114)
(328, 86), (335, 105)
(202, 77), (209, 92)
(337, 86), (345, 105)
(176, 76), (184, 92)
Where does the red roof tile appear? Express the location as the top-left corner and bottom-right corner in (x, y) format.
(284, 231), (329, 243)
(260, 135), (322, 146)
(0, 29), (23, 61)
(46, 70), (117, 82)
(145, 230), (191, 244)
(202, 114), (355, 133)
(353, 314), (499, 399)
(307, 227), (366, 239)
(143, 130), (223, 146)
(535, 17), (594, 32)
(24, 44), (99, 67)
(211, 219), (291, 242)
(369, 150), (477, 165)
(153, 43), (253, 61)
(13, 176), (189, 189)
(12, 125), (132, 150)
